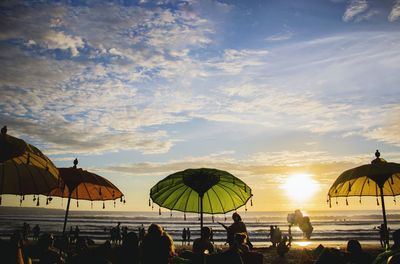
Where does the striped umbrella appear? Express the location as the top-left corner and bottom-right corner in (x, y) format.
(48, 159), (124, 234)
(0, 126), (59, 205)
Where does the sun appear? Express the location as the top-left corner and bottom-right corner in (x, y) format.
(281, 173), (320, 203)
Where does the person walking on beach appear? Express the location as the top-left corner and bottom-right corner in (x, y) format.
(182, 228), (187, 245)
(187, 227), (191, 245)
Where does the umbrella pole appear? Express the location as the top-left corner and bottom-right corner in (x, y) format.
(380, 186), (389, 248)
(62, 191), (72, 235)
(200, 194), (204, 231)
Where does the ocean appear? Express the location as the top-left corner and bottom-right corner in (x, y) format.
(1, 207), (399, 247)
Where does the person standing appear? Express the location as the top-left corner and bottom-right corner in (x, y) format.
(181, 228), (187, 245)
(187, 227), (191, 245)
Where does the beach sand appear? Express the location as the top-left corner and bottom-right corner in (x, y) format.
(175, 243), (385, 264)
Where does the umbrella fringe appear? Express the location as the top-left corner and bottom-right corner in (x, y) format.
(114, 200), (116, 208)
(159, 207), (161, 216)
(184, 213), (186, 221)
(346, 198), (348, 206)
(91, 201), (93, 209)
(36, 197), (40, 206)
(0, 195), (2, 205)
(77, 201), (79, 207)
(376, 197), (379, 206)
(250, 198), (253, 206)
(103, 201), (105, 209)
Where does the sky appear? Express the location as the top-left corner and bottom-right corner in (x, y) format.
(1, 0), (400, 214)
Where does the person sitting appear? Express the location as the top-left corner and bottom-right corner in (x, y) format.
(116, 231), (139, 264)
(36, 233), (64, 264)
(140, 224), (175, 264)
(373, 229), (400, 264)
(193, 227), (214, 255)
(219, 212), (252, 249)
(345, 239), (373, 264)
(232, 233), (249, 254)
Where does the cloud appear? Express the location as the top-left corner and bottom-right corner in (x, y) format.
(265, 31), (294, 42)
(42, 30), (84, 57)
(389, 0), (400, 22)
(342, 0), (369, 22)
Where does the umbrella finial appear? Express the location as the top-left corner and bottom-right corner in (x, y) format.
(375, 150), (380, 158)
(73, 158), (78, 168)
(1, 126), (7, 135)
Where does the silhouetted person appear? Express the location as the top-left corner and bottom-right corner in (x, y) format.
(33, 224), (40, 241)
(117, 231), (139, 264)
(219, 212), (251, 248)
(182, 228), (187, 245)
(345, 239), (373, 264)
(141, 224), (175, 264)
(187, 227), (191, 245)
(74, 225), (80, 242)
(373, 229), (400, 264)
(193, 226), (214, 255)
(37, 233), (64, 264)
(277, 234), (290, 257)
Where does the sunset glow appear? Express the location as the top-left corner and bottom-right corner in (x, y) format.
(281, 174), (320, 203)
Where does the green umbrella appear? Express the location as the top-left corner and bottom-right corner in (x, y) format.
(328, 150), (400, 248)
(150, 168), (252, 229)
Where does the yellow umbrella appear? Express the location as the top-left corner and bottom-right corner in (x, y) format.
(0, 126), (59, 205)
(328, 150), (400, 247)
(48, 159), (124, 234)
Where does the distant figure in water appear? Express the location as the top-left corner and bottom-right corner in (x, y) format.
(187, 227), (191, 245)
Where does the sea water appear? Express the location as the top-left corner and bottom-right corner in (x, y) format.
(1, 207), (399, 247)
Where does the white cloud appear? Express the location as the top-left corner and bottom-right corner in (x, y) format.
(265, 31), (294, 42)
(42, 30), (84, 56)
(342, 0), (369, 22)
(389, 0), (400, 22)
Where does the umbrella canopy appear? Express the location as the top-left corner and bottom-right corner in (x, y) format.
(0, 126), (59, 204)
(150, 168), (252, 229)
(328, 150), (400, 247)
(48, 159), (124, 234)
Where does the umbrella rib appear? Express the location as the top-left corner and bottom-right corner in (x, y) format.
(13, 158), (24, 195)
(83, 182), (93, 201)
(210, 187), (225, 213)
(35, 159), (51, 194)
(388, 178), (395, 197)
(183, 188), (194, 212)
(219, 182), (246, 204)
(359, 177), (368, 197)
(217, 183), (238, 210)
(170, 185), (189, 210)
(205, 191), (214, 214)
(0, 162), (4, 194)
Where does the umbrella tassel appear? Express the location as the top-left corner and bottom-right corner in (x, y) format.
(335, 197), (338, 205)
(212, 215), (214, 223)
(376, 197), (379, 206)
(394, 197), (397, 204)
(20, 197), (23, 206)
(123, 198), (126, 204)
(224, 214), (227, 221)
(91, 201), (93, 209)
(245, 204), (247, 211)
(170, 210), (172, 218)
(120, 196), (123, 202)
(114, 200), (116, 208)
(22, 195), (25, 201)
(33, 195), (36, 201)
(36, 197), (40, 206)
(159, 208), (161, 216)
(346, 198), (348, 206)
(184, 213), (186, 221)
(0, 196), (2, 205)
(152, 204), (154, 210)
(359, 197), (362, 204)
(46, 198), (49, 205)
(149, 198), (151, 207)
(103, 201), (105, 209)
